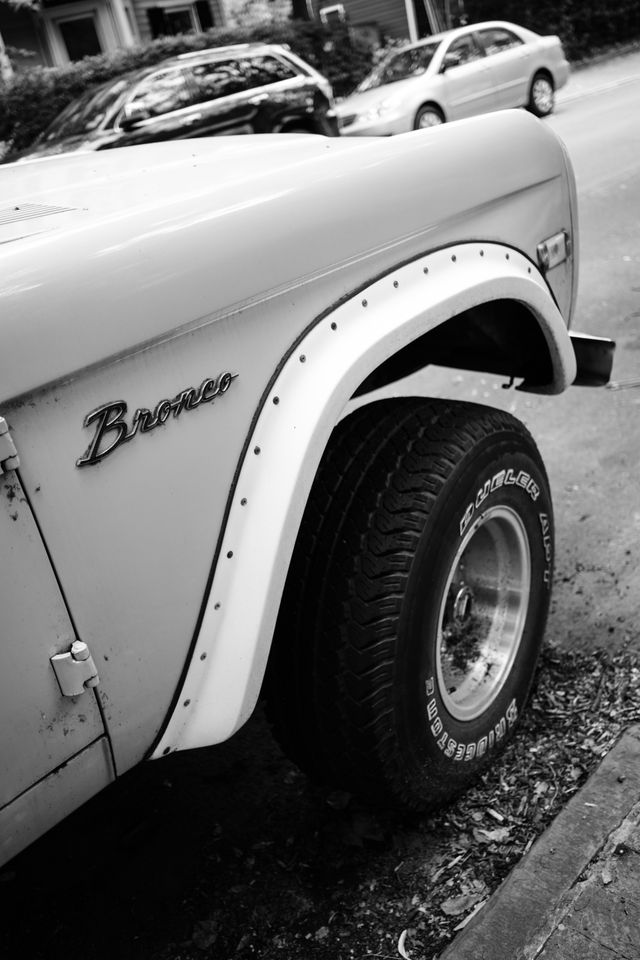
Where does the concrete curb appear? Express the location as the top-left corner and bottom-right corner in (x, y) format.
(439, 725), (640, 960)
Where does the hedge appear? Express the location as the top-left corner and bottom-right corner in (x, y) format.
(0, 20), (376, 157)
(464, 0), (640, 61)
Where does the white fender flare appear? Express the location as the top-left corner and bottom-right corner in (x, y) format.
(153, 242), (576, 756)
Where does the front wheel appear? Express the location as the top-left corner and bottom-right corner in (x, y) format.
(265, 399), (554, 810)
(414, 104), (444, 129)
(528, 72), (555, 117)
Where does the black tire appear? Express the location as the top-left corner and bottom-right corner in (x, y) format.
(528, 72), (555, 117)
(264, 399), (553, 810)
(413, 104), (445, 130)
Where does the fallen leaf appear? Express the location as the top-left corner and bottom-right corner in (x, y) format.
(533, 781), (548, 801)
(601, 863), (614, 885)
(326, 790), (351, 810)
(441, 892), (481, 916)
(191, 919), (220, 950)
(473, 826), (511, 843)
(453, 898), (488, 932)
(397, 928), (411, 959)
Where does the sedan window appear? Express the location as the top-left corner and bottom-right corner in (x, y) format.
(446, 34), (484, 65)
(477, 28), (524, 56)
(357, 41), (440, 91)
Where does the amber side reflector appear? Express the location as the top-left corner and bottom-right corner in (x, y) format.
(537, 230), (570, 271)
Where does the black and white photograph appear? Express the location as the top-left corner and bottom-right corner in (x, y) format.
(1, 1), (638, 957)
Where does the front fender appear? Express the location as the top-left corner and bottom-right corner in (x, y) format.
(153, 240), (575, 757)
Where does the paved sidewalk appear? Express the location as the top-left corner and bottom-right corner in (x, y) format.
(558, 45), (640, 104)
(440, 725), (640, 960)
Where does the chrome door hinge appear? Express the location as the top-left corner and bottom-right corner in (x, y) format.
(51, 641), (100, 697)
(0, 417), (20, 475)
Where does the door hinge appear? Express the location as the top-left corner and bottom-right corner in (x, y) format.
(0, 417), (20, 475)
(51, 641), (100, 697)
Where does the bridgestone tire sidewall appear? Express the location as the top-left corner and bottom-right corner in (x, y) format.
(396, 439), (553, 800)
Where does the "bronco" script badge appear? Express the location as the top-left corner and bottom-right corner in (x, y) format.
(77, 372), (238, 467)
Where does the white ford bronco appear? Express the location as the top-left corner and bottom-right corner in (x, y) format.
(0, 111), (614, 866)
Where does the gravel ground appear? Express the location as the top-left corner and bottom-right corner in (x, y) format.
(3, 642), (640, 960)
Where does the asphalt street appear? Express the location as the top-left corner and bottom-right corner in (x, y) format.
(414, 48), (640, 657)
(519, 50), (640, 656)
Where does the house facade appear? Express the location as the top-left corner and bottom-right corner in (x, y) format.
(309, 0), (466, 42)
(0, 0), (225, 75)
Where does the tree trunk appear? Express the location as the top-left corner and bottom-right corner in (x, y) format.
(0, 29), (14, 84)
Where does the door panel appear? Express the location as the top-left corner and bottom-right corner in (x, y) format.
(0, 464), (107, 809)
(476, 28), (532, 108)
(0, 739), (112, 865)
(442, 36), (498, 119)
(3, 304), (284, 776)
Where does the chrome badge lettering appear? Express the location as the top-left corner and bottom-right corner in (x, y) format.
(77, 373), (238, 467)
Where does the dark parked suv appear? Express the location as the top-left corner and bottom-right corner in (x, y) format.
(18, 43), (339, 159)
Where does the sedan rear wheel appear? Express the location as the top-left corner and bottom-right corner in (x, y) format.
(414, 104), (444, 130)
(528, 73), (555, 117)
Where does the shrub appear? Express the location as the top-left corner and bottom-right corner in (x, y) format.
(0, 20), (376, 157)
(464, 0), (640, 60)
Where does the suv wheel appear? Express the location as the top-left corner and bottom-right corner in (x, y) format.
(265, 399), (553, 810)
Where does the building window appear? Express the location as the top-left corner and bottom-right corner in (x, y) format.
(146, 1), (214, 38)
(319, 4), (346, 27)
(42, 2), (120, 66)
(57, 15), (102, 60)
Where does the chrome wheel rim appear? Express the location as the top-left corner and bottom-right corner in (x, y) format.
(418, 111), (443, 128)
(435, 505), (531, 722)
(532, 78), (554, 114)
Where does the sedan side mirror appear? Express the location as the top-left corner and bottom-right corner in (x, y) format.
(441, 52), (462, 72)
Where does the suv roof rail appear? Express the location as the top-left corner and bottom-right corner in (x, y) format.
(177, 43), (266, 59)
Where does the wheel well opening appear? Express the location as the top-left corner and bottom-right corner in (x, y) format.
(415, 101), (445, 121)
(532, 68), (553, 86)
(353, 299), (554, 397)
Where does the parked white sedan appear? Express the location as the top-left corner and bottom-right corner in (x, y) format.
(336, 21), (570, 136)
